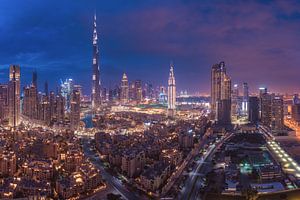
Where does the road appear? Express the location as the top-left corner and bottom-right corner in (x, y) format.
(82, 138), (140, 200)
(180, 132), (233, 200)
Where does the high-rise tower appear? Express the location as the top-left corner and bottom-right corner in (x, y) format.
(167, 62), (176, 117)
(242, 82), (249, 117)
(8, 65), (21, 127)
(91, 13), (101, 109)
(120, 73), (129, 104)
(211, 62), (231, 125)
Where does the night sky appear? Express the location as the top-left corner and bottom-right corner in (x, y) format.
(0, 0), (300, 95)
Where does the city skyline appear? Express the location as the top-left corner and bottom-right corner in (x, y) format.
(1, 0), (300, 94)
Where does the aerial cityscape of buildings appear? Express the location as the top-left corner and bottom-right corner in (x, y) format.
(1, 2), (300, 200)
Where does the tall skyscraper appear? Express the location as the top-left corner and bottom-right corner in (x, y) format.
(0, 84), (9, 122)
(248, 96), (259, 124)
(231, 84), (239, 121)
(56, 95), (65, 123)
(135, 80), (142, 103)
(271, 95), (284, 132)
(70, 89), (81, 130)
(211, 62), (231, 124)
(242, 82), (249, 117)
(120, 73), (129, 104)
(167, 62), (176, 117)
(60, 78), (73, 112)
(91, 14), (101, 109)
(8, 65), (21, 127)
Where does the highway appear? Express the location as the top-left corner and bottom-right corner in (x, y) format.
(82, 138), (140, 200)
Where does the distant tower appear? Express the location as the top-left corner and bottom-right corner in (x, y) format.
(167, 62), (176, 117)
(91, 13), (101, 109)
(120, 73), (129, 104)
(8, 65), (21, 127)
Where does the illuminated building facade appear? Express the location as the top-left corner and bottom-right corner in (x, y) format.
(8, 65), (21, 127)
(211, 61), (231, 124)
(248, 96), (259, 124)
(0, 84), (9, 122)
(70, 89), (81, 130)
(91, 14), (101, 109)
(120, 73), (129, 104)
(167, 62), (176, 117)
(242, 82), (249, 117)
(60, 78), (73, 112)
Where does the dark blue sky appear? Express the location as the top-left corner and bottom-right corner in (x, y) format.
(1, 0), (300, 94)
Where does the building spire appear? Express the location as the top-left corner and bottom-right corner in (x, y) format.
(91, 13), (101, 109)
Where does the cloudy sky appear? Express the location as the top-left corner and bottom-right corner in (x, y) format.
(0, 0), (300, 94)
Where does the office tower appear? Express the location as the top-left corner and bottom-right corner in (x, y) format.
(23, 85), (38, 119)
(211, 61), (231, 124)
(159, 86), (167, 105)
(292, 103), (300, 122)
(135, 80), (142, 103)
(8, 65), (21, 127)
(73, 85), (83, 101)
(259, 87), (268, 120)
(260, 91), (272, 127)
(23, 87), (30, 117)
(248, 96), (259, 124)
(167, 62), (176, 117)
(91, 14), (101, 109)
(143, 83), (154, 99)
(231, 84), (239, 121)
(0, 84), (8, 122)
(49, 91), (56, 122)
(120, 73), (129, 104)
(242, 82), (249, 117)
(129, 82), (135, 101)
(44, 81), (49, 96)
(70, 90), (80, 130)
(60, 78), (73, 112)
(271, 95), (284, 131)
(39, 95), (50, 125)
(56, 95), (65, 123)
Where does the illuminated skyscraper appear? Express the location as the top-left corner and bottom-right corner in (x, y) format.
(242, 82), (249, 117)
(231, 84), (239, 121)
(120, 73), (129, 104)
(167, 62), (176, 117)
(8, 65), (21, 127)
(56, 95), (65, 123)
(0, 84), (8, 122)
(271, 95), (284, 132)
(91, 14), (101, 109)
(60, 78), (73, 112)
(248, 96), (259, 124)
(211, 62), (231, 124)
(70, 89), (81, 130)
